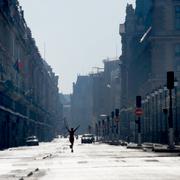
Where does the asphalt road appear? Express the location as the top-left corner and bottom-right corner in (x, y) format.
(0, 138), (180, 180)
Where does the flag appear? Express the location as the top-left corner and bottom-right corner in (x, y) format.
(13, 59), (23, 73)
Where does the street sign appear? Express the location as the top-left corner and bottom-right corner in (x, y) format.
(135, 108), (143, 116)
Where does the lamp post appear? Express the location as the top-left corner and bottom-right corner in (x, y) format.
(115, 109), (120, 141)
(111, 111), (115, 142)
(146, 95), (151, 142)
(98, 121), (101, 141)
(136, 96), (142, 146)
(154, 90), (158, 143)
(144, 99), (149, 142)
(167, 71), (175, 149)
(100, 114), (107, 142)
(174, 79), (178, 144)
(158, 87), (163, 143)
(102, 119), (105, 141)
(151, 92), (155, 142)
(163, 86), (168, 144)
(95, 123), (98, 141)
(106, 116), (110, 141)
(142, 100), (145, 142)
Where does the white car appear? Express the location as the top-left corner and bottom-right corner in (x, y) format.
(81, 134), (95, 144)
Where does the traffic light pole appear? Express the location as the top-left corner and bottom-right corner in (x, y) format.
(137, 116), (141, 146)
(168, 88), (174, 149)
(136, 96), (142, 147)
(111, 111), (115, 142)
(167, 71), (175, 149)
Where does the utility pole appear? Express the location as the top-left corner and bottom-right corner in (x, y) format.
(115, 109), (120, 140)
(111, 111), (114, 142)
(167, 71), (175, 149)
(135, 96), (142, 146)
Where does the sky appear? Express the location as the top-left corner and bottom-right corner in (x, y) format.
(18, 0), (135, 94)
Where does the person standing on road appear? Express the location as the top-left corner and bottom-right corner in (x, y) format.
(66, 125), (80, 152)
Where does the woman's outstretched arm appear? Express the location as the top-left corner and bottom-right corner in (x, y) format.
(74, 125), (80, 132)
(65, 126), (70, 132)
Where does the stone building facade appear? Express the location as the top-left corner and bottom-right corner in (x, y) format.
(119, 0), (180, 142)
(0, 0), (62, 149)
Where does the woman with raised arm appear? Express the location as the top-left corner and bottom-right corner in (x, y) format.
(66, 125), (80, 152)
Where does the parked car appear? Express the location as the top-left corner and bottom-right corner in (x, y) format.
(120, 140), (128, 146)
(26, 136), (39, 146)
(81, 134), (95, 144)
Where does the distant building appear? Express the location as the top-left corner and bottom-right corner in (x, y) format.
(70, 59), (121, 135)
(91, 71), (105, 131)
(59, 93), (71, 134)
(91, 59), (122, 137)
(71, 75), (93, 134)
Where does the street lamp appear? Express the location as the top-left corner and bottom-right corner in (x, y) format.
(150, 92), (156, 142)
(158, 87), (163, 143)
(163, 86), (168, 113)
(111, 111), (115, 142)
(146, 95), (151, 142)
(167, 71), (175, 149)
(154, 90), (159, 142)
(163, 85), (168, 144)
(141, 100), (145, 142)
(136, 96), (142, 146)
(106, 116), (110, 140)
(95, 123), (98, 141)
(100, 114), (107, 142)
(98, 121), (101, 141)
(143, 99), (149, 142)
(174, 79), (178, 144)
(144, 98), (149, 140)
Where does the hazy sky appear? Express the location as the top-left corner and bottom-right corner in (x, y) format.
(18, 0), (135, 94)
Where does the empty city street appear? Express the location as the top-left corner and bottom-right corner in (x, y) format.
(1, 1), (180, 179)
(0, 138), (180, 180)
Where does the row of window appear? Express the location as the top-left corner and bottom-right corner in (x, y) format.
(175, 44), (180, 56)
(175, 6), (180, 29)
(175, 44), (180, 71)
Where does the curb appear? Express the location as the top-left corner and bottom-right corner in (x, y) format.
(126, 146), (142, 149)
(153, 148), (180, 153)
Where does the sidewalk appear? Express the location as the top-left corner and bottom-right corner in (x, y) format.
(152, 145), (180, 153)
(126, 142), (180, 153)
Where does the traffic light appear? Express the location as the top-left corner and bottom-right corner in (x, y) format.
(115, 109), (119, 118)
(111, 111), (114, 119)
(136, 96), (141, 108)
(167, 71), (174, 89)
(102, 120), (105, 125)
